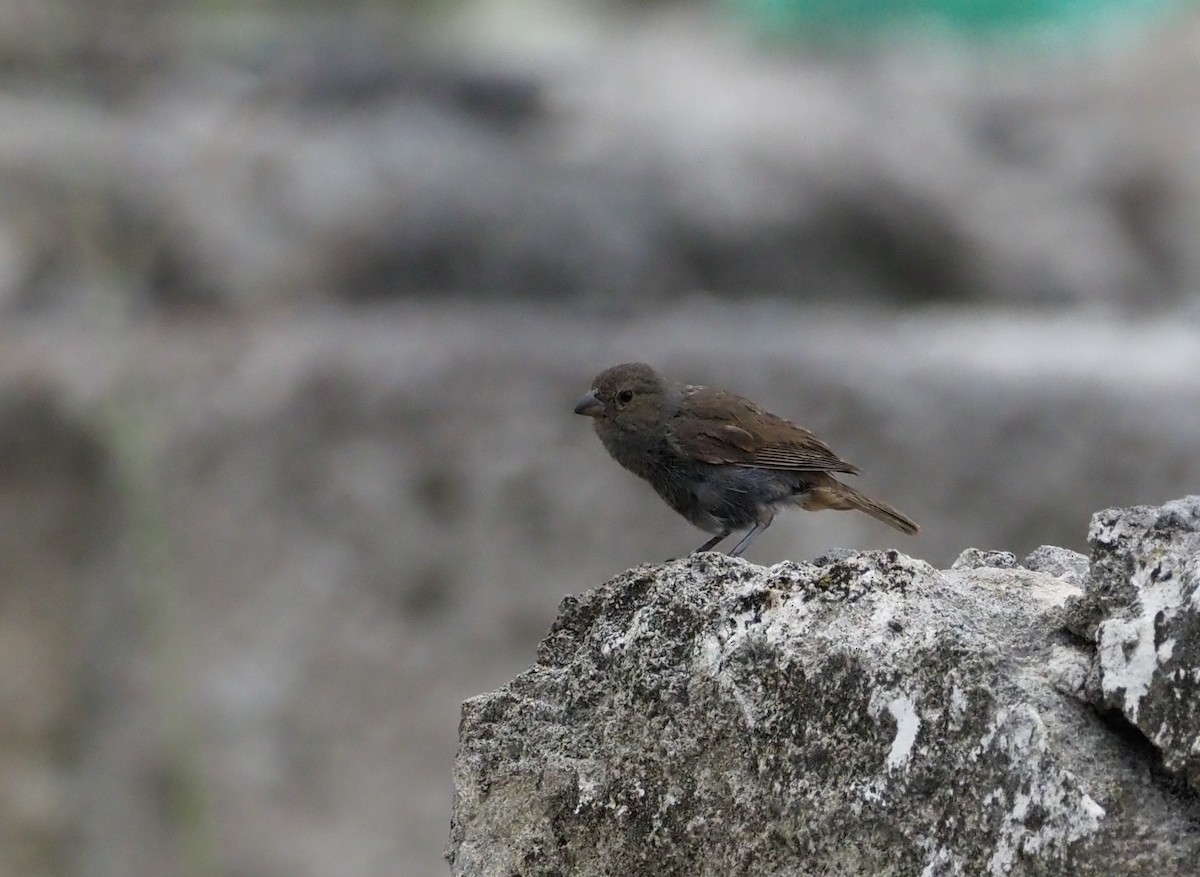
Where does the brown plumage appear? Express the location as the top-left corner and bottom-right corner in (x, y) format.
(574, 362), (918, 557)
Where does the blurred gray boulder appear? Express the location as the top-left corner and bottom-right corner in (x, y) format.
(5, 9), (1200, 312)
(4, 309), (1200, 877)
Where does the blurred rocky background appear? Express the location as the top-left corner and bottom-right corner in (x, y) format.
(1, 0), (1199, 875)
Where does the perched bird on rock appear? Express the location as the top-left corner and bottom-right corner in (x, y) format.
(574, 362), (918, 557)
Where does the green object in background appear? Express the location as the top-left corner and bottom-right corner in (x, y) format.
(728, 0), (1185, 38)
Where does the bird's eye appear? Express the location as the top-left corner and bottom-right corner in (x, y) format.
(616, 389), (634, 406)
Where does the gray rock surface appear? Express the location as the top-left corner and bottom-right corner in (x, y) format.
(951, 547), (1020, 569)
(1066, 497), (1200, 794)
(450, 536), (1200, 875)
(1024, 545), (1090, 586)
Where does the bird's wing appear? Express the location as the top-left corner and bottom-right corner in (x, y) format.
(668, 387), (861, 474)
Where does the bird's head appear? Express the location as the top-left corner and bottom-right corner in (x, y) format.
(574, 362), (670, 429)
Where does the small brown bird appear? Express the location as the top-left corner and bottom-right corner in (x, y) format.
(574, 362), (918, 557)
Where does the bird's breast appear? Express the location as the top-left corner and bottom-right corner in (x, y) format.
(594, 421), (662, 477)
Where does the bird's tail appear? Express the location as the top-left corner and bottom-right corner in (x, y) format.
(801, 481), (920, 535)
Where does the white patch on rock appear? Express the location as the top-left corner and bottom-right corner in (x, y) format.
(1096, 563), (1185, 719)
(1157, 637), (1176, 663)
(885, 696), (921, 771)
(867, 689), (922, 772)
(949, 684), (969, 719)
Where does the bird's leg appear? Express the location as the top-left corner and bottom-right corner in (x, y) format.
(728, 519), (771, 557)
(692, 530), (731, 554)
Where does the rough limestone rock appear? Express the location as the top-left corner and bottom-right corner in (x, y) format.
(450, 541), (1200, 875)
(1065, 497), (1200, 795)
(950, 548), (1020, 570)
(1024, 546), (1090, 587)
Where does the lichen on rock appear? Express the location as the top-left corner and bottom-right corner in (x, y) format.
(1067, 496), (1200, 796)
(450, 515), (1200, 876)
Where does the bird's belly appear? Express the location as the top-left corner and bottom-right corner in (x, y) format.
(648, 472), (728, 534)
(657, 463), (804, 533)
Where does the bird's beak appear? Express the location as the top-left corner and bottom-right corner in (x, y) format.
(573, 389), (604, 417)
